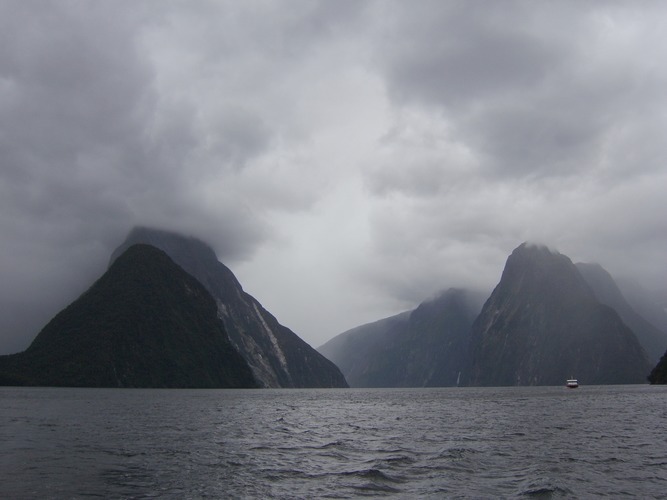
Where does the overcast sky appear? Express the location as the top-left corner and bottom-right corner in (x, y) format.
(1, 1), (666, 354)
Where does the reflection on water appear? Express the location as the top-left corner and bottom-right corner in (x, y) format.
(2, 385), (666, 498)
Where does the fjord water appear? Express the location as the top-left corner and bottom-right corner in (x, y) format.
(2, 386), (666, 498)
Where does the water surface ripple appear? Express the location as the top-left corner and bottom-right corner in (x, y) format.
(2, 385), (666, 498)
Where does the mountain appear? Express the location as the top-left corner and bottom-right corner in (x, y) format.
(648, 352), (667, 384)
(576, 262), (667, 364)
(0, 244), (257, 388)
(616, 278), (667, 335)
(318, 311), (410, 387)
(319, 288), (483, 387)
(467, 243), (651, 386)
(110, 227), (347, 388)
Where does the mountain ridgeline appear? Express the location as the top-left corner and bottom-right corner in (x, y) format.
(321, 243), (663, 387)
(0, 244), (257, 388)
(109, 227), (347, 388)
(467, 244), (651, 386)
(0, 228), (348, 388)
(575, 262), (667, 365)
(2, 231), (664, 388)
(319, 289), (483, 387)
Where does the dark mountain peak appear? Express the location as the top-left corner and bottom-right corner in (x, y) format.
(110, 226), (243, 294)
(468, 243), (650, 386)
(494, 242), (596, 313)
(111, 227), (218, 266)
(110, 227), (347, 388)
(516, 241), (559, 254)
(508, 242), (570, 272)
(0, 243), (257, 388)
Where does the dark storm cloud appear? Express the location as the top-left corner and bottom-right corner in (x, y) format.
(350, 1), (667, 314)
(370, 1), (667, 180)
(0, 0), (279, 251)
(377, 2), (563, 111)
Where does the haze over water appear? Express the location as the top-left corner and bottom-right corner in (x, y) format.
(2, 385), (666, 498)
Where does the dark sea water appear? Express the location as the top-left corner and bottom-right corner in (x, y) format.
(1, 385), (666, 499)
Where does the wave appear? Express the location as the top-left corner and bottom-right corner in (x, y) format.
(519, 485), (573, 498)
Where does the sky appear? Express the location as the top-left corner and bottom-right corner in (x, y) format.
(1, 0), (666, 354)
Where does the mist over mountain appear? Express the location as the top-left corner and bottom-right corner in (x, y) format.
(467, 243), (651, 386)
(2, 229), (657, 388)
(616, 278), (667, 335)
(111, 227), (347, 388)
(325, 243), (654, 387)
(0, 245), (257, 388)
(576, 262), (667, 364)
(319, 289), (484, 387)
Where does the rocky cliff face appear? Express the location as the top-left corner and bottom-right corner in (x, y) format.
(110, 227), (347, 388)
(0, 244), (257, 388)
(576, 262), (667, 364)
(466, 243), (651, 386)
(319, 289), (482, 387)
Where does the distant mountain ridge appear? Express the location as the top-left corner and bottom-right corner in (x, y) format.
(576, 262), (667, 364)
(616, 278), (667, 336)
(318, 310), (411, 386)
(319, 289), (483, 387)
(0, 244), (257, 387)
(322, 243), (655, 387)
(111, 227), (347, 388)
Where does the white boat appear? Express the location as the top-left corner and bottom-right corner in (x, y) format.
(566, 378), (579, 389)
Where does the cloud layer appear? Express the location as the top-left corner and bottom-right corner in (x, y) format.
(1, 1), (666, 352)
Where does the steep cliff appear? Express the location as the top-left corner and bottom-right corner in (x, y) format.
(0, 244), (257, 388)
(467, 243), (650, 386)
(110, 227), (347, 388)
